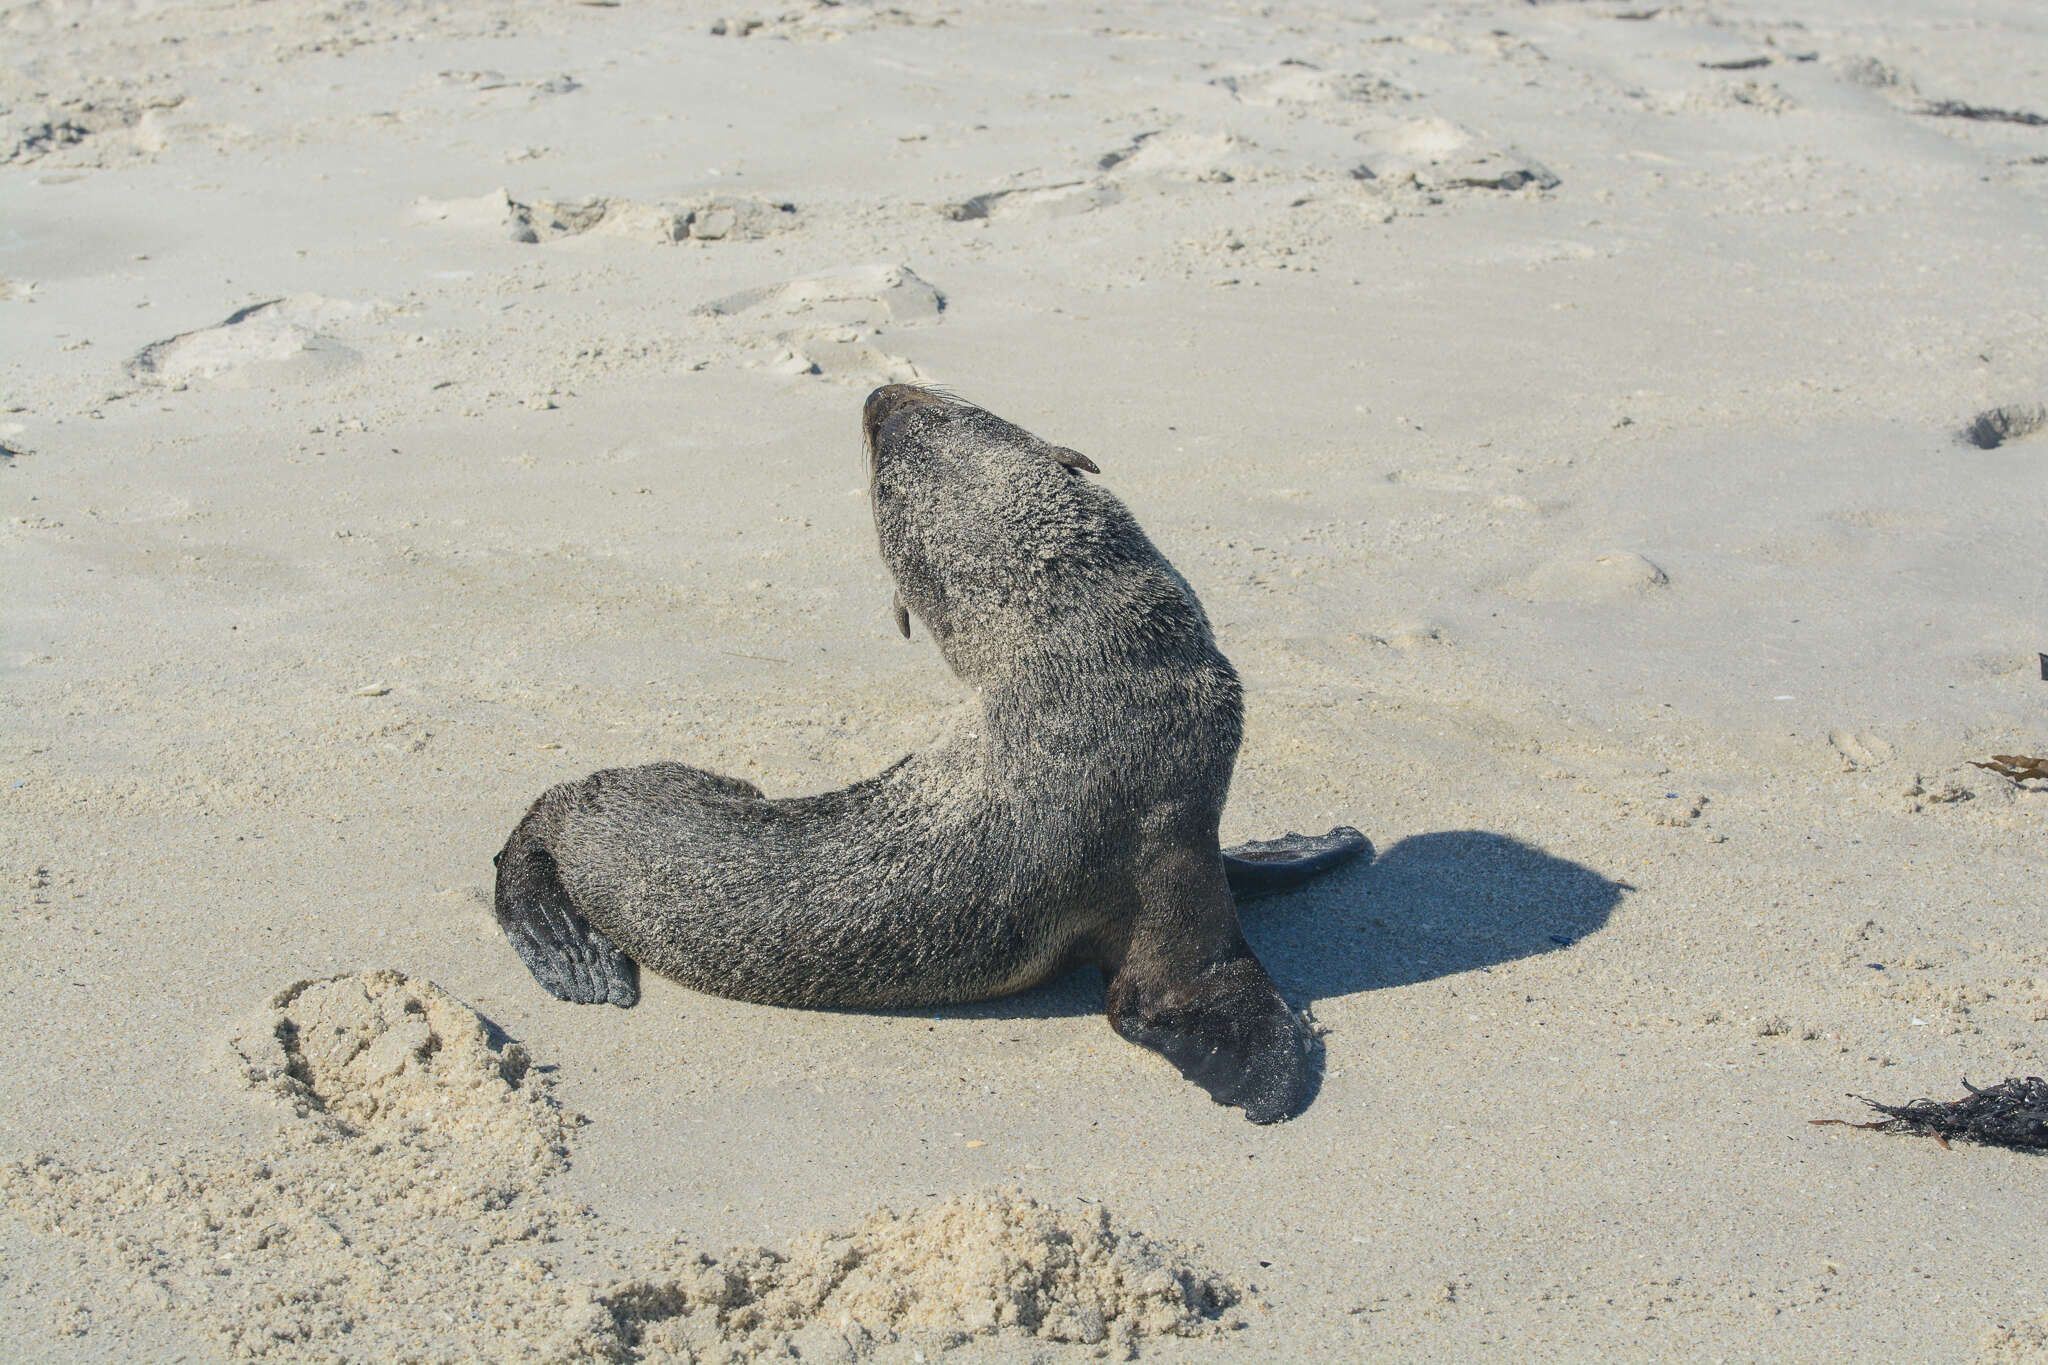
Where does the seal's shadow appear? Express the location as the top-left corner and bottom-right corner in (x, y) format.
(1245, 829), (1626, 1001)
(935, 829), (1626, 1022)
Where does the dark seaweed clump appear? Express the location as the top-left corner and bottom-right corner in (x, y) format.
(1839, 1077), (2048, 1152)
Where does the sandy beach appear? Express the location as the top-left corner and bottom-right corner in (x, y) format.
(3, 0), (2044, 1359)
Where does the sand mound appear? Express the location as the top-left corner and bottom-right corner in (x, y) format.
(610, 1192), (1237, 1360)
(227, 970), (570, 1195)
(127, 296), (365, 388)
(3, 973), (585, 1360)
(1509, 549), (1670, 602)
(2, 972), (1236, 1362)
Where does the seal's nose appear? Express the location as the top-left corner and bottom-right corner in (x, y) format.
(863, 384), (937, 443)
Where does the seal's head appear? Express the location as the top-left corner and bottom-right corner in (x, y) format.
(864, 384), (1200, 683)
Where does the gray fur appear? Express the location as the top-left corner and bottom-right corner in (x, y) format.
(493, 386), (1366, 1123)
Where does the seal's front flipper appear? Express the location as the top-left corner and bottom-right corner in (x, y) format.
(492, 835), (639, 1008)
(1222, 825), (1370, 900)
(1107, 953), (1317, 1124)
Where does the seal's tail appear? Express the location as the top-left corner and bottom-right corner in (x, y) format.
(1222, 826), (1370, 900)
(492, 806), (640, 1008)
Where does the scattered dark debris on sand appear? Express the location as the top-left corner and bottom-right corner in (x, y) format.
(1812, 1077), (2048, 1152)
(1970, 755), (2048, 786)
(1916, 99), (2048, 127)
(1959, 403), (2047, 449)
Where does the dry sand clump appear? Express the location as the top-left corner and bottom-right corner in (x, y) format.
(615, 1195), (1238, 1359)
(1, 972), (1235, 1362)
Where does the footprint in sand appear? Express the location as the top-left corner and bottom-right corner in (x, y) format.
(1827, 728), (1895, 770)
(5, 93), (188, 167)
(1509, 550), (1670, 602)
(431, 69), (582, 97)
(1209, 59), (1408, 108)
(1834, 56), (1916, 94)
(944, 181), (1124, 223)
(693, 264), (944, 383)
(706, 2), (948, 42)
(1103, 129), (1258, 186)
(942, 129), (1257, 225)
(1837, 52), (2048, 127)
(1656, 79), (1797, 114)
(696, 263), (943, 327)
(412, 188), (797, 244)
(1376, 620), (1450, 650)
(1355, 117), (1559, 192)
(127, 295), (368, 388)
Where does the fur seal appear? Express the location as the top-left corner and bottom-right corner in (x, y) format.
(493, 385), (1366, 1123)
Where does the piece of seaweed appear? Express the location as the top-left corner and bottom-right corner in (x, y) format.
(1970, 754), (2048, 785)
(1812, 1077), (2048, 1152)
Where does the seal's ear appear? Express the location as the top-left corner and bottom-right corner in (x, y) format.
(1045, 445), (1099, 475)
(891, 588), (912, 639)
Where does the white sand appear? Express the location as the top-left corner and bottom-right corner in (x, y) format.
(3, 0), (2044, 1359)
(7, 972), (1235, 1360)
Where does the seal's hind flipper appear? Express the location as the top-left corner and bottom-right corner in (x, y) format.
(493, 833), (639, 1008)
(1222, 825), (1370, 900)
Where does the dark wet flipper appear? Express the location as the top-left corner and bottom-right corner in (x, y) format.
(493, 835), (639, 1008)
(1107, 954), (1318, 1125)
(1222, 825), (1370, 899)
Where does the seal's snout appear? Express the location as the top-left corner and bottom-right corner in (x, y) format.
(863, 384), (940, 443)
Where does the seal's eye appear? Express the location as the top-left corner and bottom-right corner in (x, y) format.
(1045, 445), (1099, 475)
